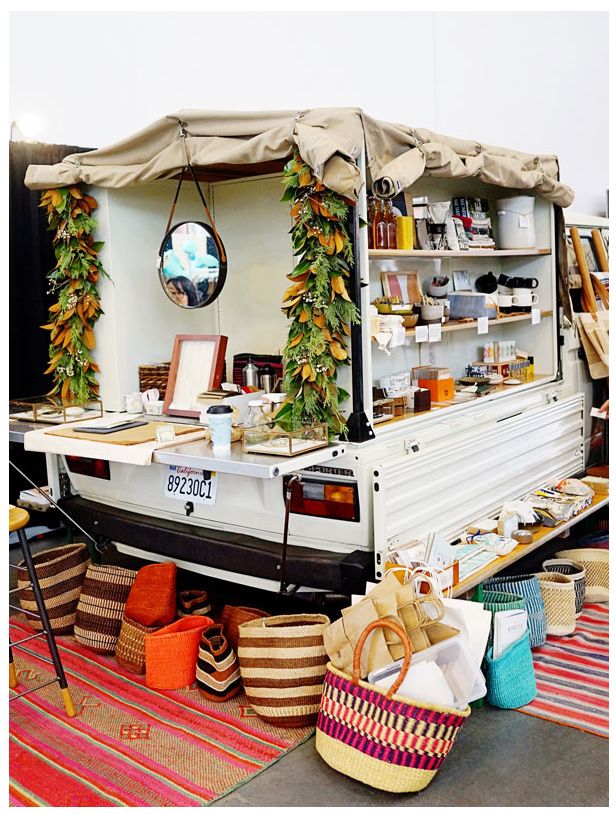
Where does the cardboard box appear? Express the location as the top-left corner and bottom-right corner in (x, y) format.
(418, 377), (455, 402)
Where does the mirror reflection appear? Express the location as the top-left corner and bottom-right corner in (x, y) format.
(159, 221), (226, 308)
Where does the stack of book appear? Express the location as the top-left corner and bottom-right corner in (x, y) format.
(452, 197), (495, 250)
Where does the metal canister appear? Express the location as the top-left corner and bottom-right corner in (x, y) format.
(242, 358), (258, 387)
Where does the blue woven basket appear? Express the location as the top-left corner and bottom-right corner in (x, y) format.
(481, 590), (526, 648)
(483, 575), (547, 648)
(484, 632), (537, 709)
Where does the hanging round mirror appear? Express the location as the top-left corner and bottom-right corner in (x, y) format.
(158, 221), (227, 308)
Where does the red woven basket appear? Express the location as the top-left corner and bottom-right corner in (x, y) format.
(145, 616), (214, 689)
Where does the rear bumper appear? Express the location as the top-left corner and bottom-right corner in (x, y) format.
(61, 496), (373, 594)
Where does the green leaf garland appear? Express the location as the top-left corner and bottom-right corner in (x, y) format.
(40, 186), (109, 404)
(277, 153), (360, 438)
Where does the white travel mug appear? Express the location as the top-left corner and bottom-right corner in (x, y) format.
(207, 405), (233, 454)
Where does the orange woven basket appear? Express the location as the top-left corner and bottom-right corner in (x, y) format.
(219, 605), (271, 651)
(145, 616), (214, 689)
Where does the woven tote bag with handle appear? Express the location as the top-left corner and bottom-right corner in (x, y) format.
(555, 548), (608, 603)
(316, 618), (470, 793)
(535, 572), (576, 636)
(543, 559), (585, 617)
(237, 614), (329, 727)
(74, 564), (137, 653)
(18, 543), (90, 635)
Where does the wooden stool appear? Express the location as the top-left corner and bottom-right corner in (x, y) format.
(9, 506), (75, 716)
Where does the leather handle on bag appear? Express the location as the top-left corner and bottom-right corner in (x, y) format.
(352, 618), (412, 699)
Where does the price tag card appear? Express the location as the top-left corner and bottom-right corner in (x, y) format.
(531, 308), (541, 325)
(415, 325), (429, 343)
(477, 317), (489, 335)
(428, 323), (442, 343)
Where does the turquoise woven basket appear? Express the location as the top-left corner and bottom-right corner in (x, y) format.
(484, 632), (537, 709)
(481, 590), (526, 648)
(483, 575), (547, 648)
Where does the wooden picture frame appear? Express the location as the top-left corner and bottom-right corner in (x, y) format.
(163, 334), (228, 418)
(380, 271), (421, 303)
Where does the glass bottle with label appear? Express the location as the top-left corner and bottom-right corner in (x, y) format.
(385, 200), (397, 249)
(374, 201), (389, 249)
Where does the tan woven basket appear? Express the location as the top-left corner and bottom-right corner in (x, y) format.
(535, 572), (576, 636)
(115, 615), (160, 674)
(555, 548), (609, 603)
(17, 543), (90, 635)
(237, 613), (329, 727)
(138, 362), (171, 399)
(219, 605), (270, 651)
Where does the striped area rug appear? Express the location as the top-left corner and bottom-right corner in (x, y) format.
(9, 618), (313, 806)
(518, 603), (609, 738)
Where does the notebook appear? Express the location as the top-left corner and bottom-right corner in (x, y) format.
(493, 609), (528, 659)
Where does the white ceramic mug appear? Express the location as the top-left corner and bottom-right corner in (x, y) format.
(512, 290), (539, 306)
(498, 294), (513, 309)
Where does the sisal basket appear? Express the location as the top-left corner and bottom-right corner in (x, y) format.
(316, 618), (470, 793)
(543, 559), (585, 617)
(483, 574), (547, 648)
(238, 613), (329, 727)
(484, 631), (537, 709)
(555, 548), (608, 603)
(535, 572), (576, 636)
(115, 615), (160, 674)
(74, 564), (137, 653)
(138, 362), (171, 399)
(145, 616), (214, 689)
(17, 543), (90, 635)
(219, 605), (270, 651)
(481, 590), (526, 648)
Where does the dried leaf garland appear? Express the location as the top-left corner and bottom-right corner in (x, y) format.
(40, 186), (109, 404)
(278, 151), (360, 438)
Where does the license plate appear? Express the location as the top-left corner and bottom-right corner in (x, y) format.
(164, 466), (218, 505)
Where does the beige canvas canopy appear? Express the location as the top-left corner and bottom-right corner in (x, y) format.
(24, 107), (574, 207)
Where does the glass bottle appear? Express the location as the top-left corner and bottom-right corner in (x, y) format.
(374, 201), (388, 250)
(385, 200), (397, 249)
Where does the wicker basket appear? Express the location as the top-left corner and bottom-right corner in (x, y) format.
(535, 572), (576, 635)
(17, 543), (90, 635)
(481, 590), (526, 647)
(543, 559), (585, 617)
(74, 564), (137, 653)
(316, 618), (470, 793)
(219, 605), (270, 651)
(555, 548), (608, 603)
(145, 616), (214, 689)
(483, 574), (547, 648)
(484, 631), (537, 709)
(238, 613), (329, 727)
(115, 615), (160, 674)
(138, 362), (171, 399)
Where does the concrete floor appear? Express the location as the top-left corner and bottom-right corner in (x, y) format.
(9, 529), (609, 808)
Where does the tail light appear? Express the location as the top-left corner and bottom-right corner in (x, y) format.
(284, 475), (359, 522)
(65, 456), (110, 480)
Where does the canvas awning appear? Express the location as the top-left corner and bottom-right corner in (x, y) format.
(24, 107), (574, 207)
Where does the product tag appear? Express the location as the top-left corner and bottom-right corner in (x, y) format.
(518, 215), (529, 228)
(531, 308), (541, 325)
(415, 325), (429, 343)
(477, 317), (489, 335)
(428, 323), (442, 343)
(156, 424), (177, 443)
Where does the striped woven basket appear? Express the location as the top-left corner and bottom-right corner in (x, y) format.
(115, 615), (160, 674)
(74, 564), (137, 653)
(535, 572), (576, 636)
(145, 616), (214, 689)
(17, 543), (90, 635)
(543, 559), (585, 617)
(555, 548), (608, 603)
(316, 618), (470, 793)
(483, 574), (547, 648)
(237, 613), (329, 727)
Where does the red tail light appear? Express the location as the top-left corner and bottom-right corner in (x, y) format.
(65, 456), (111, 480)
(284, 476), (359, 522)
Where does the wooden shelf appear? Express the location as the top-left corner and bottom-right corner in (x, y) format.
(404, 310), (553, 336)
(451, 493), (609, 598)
(369, 248), (551, 259)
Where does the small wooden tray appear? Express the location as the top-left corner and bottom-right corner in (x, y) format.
(48, 421), (199, 446)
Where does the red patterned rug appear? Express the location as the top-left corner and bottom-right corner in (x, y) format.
(9, 618), (313, 806)
(518, 603), (609, 738)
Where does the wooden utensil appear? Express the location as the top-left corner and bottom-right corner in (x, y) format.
(591, 228), (609, 274)
(569, 226), (597, 316)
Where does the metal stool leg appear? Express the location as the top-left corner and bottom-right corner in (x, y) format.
(9, 637), (18, 689)
(14, 525), (76, 717)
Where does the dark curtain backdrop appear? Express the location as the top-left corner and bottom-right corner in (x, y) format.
(9, 141), (91, 503)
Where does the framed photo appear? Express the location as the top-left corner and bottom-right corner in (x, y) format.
(163, 334), (228, 418)
(452, 269), (472, 291)
(380, 271), (421, 303)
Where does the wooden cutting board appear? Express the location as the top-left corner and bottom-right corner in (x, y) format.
(47, 421), (201, 446)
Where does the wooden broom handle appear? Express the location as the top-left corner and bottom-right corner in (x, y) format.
(352, 617), (412, 699)
(591, 229), (609, 274)
(570, 226), (597, 317)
